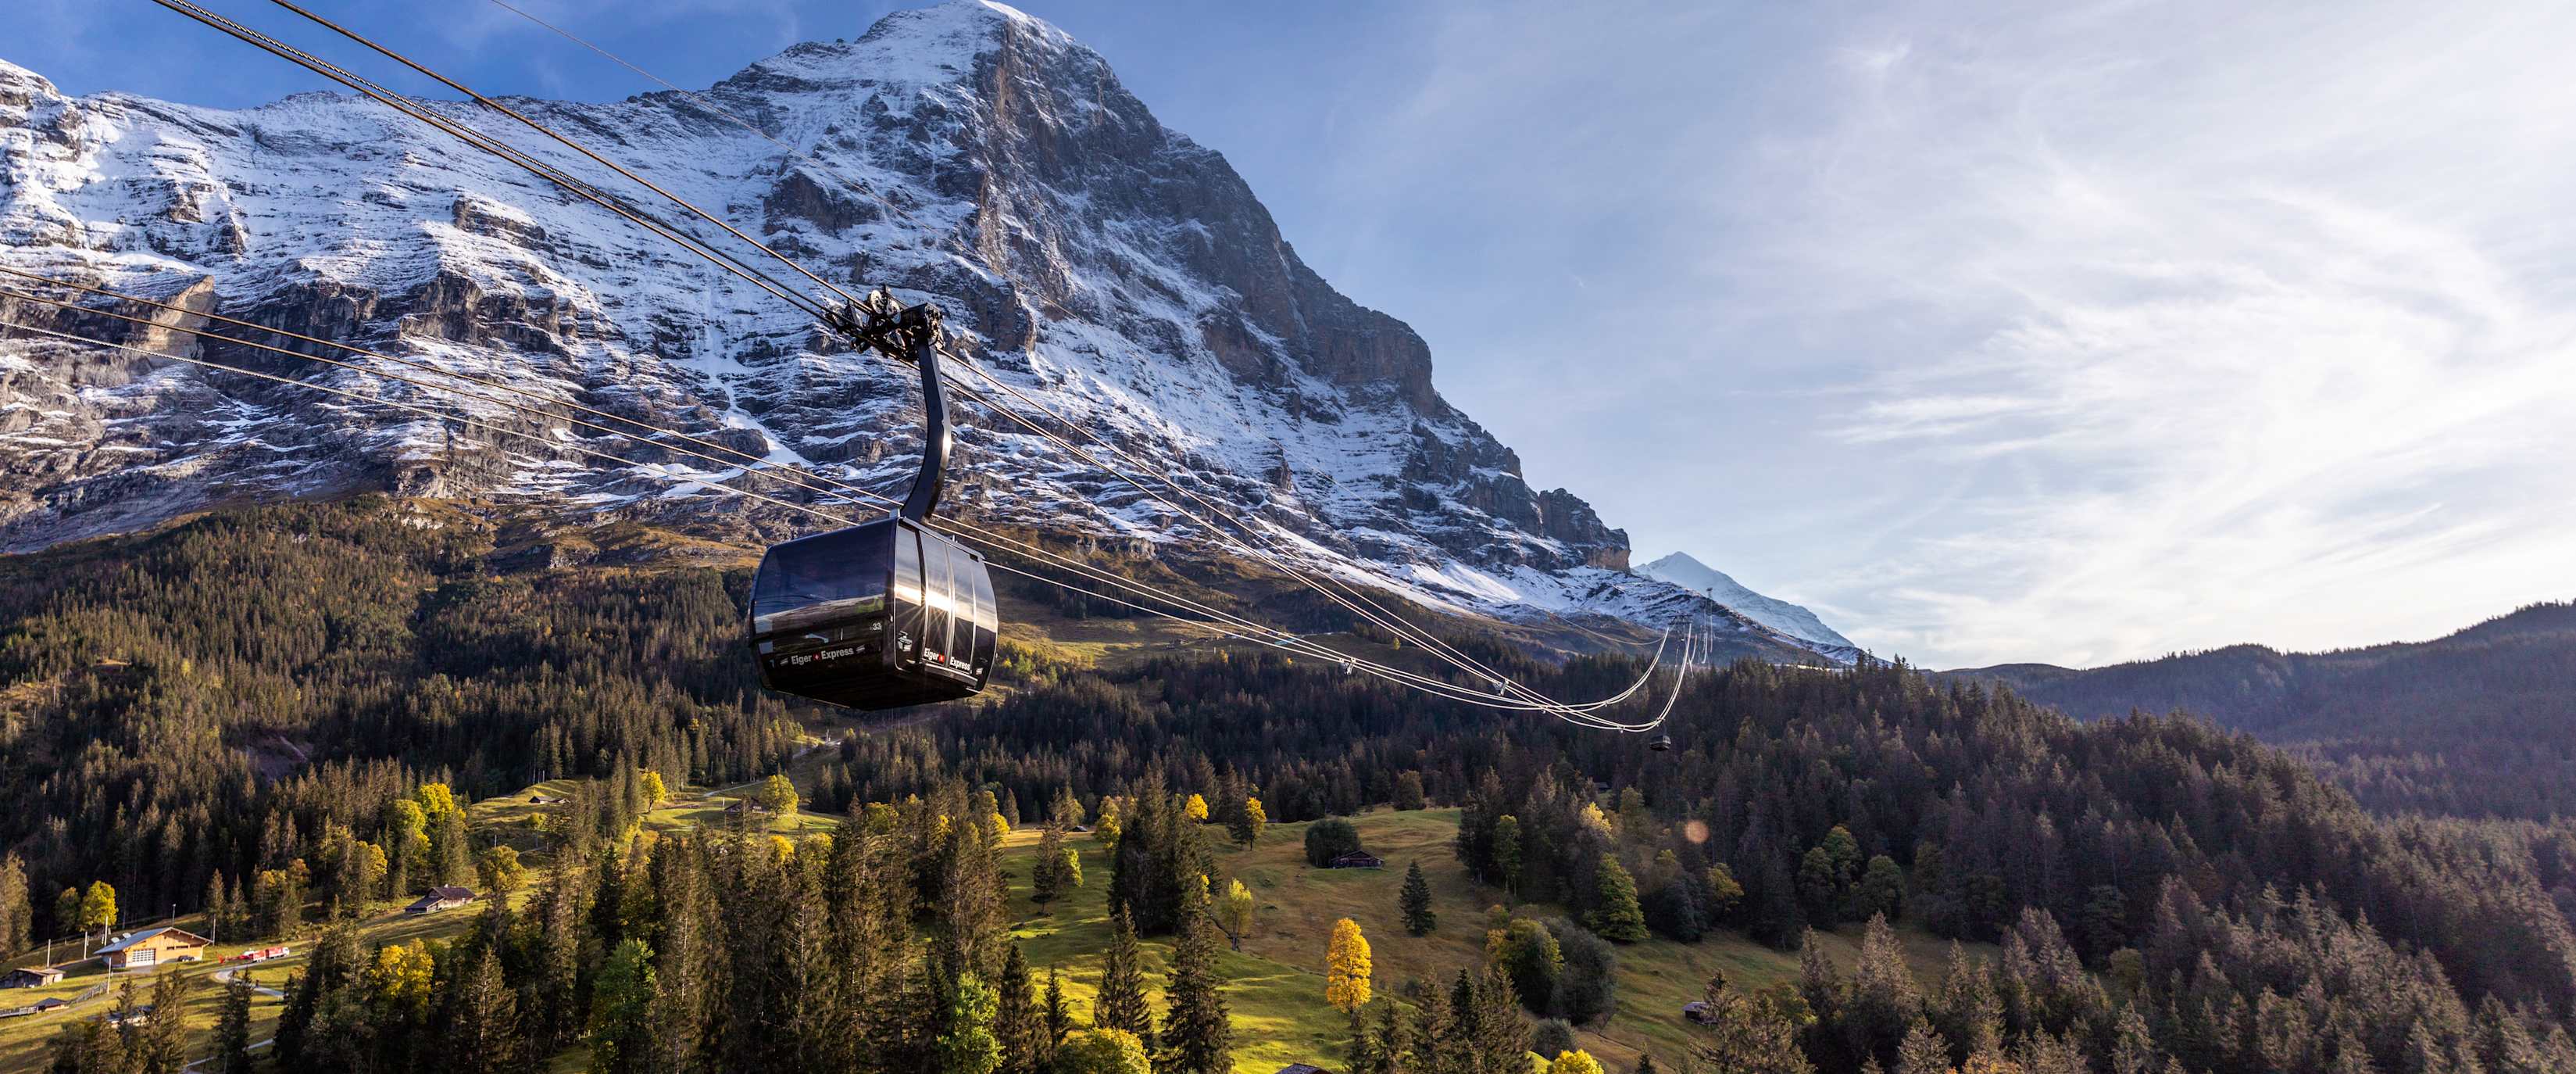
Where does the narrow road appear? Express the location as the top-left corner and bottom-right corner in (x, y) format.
(208, 966), (286, 997)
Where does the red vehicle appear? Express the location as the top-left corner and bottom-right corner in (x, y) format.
(225, 946), (289, 964)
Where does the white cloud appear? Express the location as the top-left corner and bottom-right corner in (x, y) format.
(1747, 0), (2576, 666)
(1292, 0), (2576, 669)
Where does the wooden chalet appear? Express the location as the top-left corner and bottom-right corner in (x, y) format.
(405, 886), (477, 915)
(2, 965), (65, 989)
(95, 926), (209, 969)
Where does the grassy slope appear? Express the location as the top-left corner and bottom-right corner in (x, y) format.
(3, 784), (1973, 1074)
(993, 808), (1974, 1073)
(0, 904), (496, 1072)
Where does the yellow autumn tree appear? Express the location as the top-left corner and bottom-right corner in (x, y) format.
(368, 940), (435, 1016)
(1547, 1051), (1606, 1074)
(1184, 794), (1209, 822)
(1324, 917), (1372, 1015)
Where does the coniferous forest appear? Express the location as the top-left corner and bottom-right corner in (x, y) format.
(4, 498), (2574, 1073)
(1945, 603), (2576, 820)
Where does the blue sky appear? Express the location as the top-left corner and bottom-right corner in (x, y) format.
(14, 0), (2575, 668)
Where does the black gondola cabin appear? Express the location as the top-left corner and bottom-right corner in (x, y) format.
(749, 517), (996, 710)
(746, 290), (998, 711)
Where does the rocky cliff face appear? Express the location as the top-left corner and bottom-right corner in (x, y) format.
(0, 2), (1818, 652)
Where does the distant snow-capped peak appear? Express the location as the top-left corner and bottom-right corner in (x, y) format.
(1637, 552), (1855, 651)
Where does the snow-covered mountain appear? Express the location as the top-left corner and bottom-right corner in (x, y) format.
(1637, 552), (1857, 654)
(0, 0), (1844, 663)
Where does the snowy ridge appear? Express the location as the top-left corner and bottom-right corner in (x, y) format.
(0, 2), (1849, 664)
(1637, 552), (1858, 655)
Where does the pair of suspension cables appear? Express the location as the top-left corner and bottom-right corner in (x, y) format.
(44, 0), (1688, 730)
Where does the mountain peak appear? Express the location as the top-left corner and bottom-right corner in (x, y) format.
(726, 0), (1078, 94)
(0, 2), (1648, 636)
(1637, 552), (1856, 651)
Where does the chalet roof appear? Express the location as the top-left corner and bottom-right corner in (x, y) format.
(423, 886), (474, 901)
(95, 927), (209, 955)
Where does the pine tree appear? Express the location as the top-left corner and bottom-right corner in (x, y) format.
(1363, 999), (1413, 1074)
(53, 1017), (130, 1074)
(648, 839), (720, 1074)
(589, 938), (656, 1074)
(2110, 1003), (2158, 1074)
(273, 922), (362, 1069)
(1157, 886), (1234, 1074)
(452, 945), (523, 1074)
(1472, 968), (1531, 1074)
(1493, 816), (1524, 894)
(1799, 929), (1845, 1023)
(997, 944), (1045, 1074)
(1694, 972), (1815, 1074)
(943, 813), (1009, 973)
(216, 972), (256, 1074)
(1847, 915), (1924, 1066)
(431, 804), (471, 886)
(139, 967), (191, 1074)
(1934, 942), (2003, 1062)
(1044, 965), (1073, 1056)
(1896, 1018), (1954, 1074)
(1095, 907), (1152, 1039)
(0, 854), (29, 956)
(1588, 855), (1649, 943)
(1413, 979), (1459, 1074)
(1034, 826), (1070, 910)
(530, 862), (588, 1051)
(1401, 861), (1438, 936)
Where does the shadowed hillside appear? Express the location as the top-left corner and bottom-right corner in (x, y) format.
(1947, 603), (2576, 818)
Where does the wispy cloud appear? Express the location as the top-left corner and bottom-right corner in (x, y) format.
(1293, 0), (2576, 668)
(1741, 0), (2576, 666)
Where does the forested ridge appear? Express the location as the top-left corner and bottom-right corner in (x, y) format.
(1945, 603), (2576, 818)
(5, 498), (2575, 1073)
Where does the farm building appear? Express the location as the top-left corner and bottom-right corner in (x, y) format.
(95, 927), (209, 969)
(406, 886), (477, 915)
(2, 965), (65, 989)
(1326, 851), (1385, 869)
